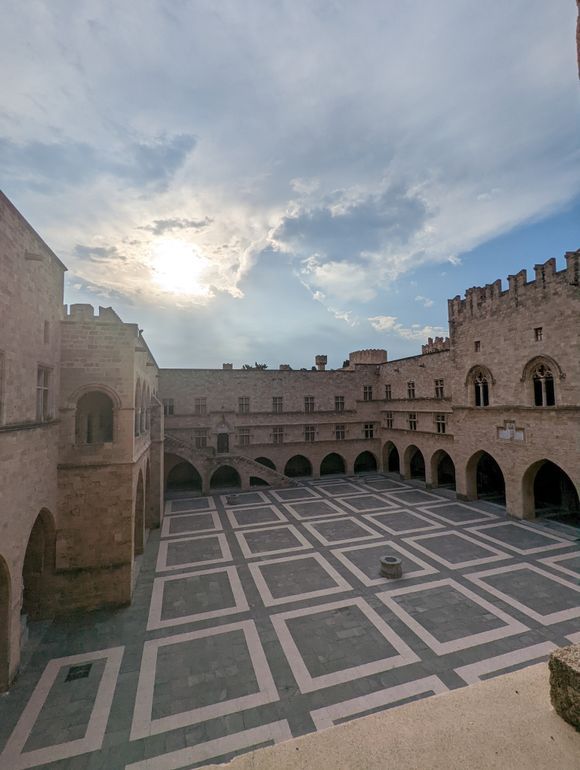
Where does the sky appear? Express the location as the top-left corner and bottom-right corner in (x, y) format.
(1, 1), (579, 369)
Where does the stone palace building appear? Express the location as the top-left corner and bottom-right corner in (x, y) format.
(1, 190), (579, 692)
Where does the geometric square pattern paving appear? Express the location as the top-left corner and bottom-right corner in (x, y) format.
(270, 598), (419, 692)
(3, 473), (580, 770)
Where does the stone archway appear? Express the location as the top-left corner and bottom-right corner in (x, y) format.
(405, 445), (425, 481)
(134, 470), (145, 556)
(320, 453), (346, 476)
(210, 465), (242, 490)
(383, 442), (400, 473)
(165, 456), (203, 493)
(284, 455), (313, 477)
(466, 451), (506, 505)
(354, 451), (378, 474)
(432, 450), (456, 489)
(255, 457), (276, 471)
(0, 556), (10, 692)
(22, 509), (55, 620)
(523, 460), (579, 522)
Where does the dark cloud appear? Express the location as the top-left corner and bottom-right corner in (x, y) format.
(140, 216), (213, 235)
(0, 133), (196, 189)
(73, 244), (126, 262)
(273, 185), (430, 263)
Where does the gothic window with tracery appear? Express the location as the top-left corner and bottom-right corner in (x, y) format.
(532, 363), (555, 406)
(473, 369), (489, 407)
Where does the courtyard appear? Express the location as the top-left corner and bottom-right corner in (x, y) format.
(1, 474), (579, 770)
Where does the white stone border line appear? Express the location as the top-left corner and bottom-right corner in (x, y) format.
(248, 552), (352, 607)
(454, 641), (558, 685)
(302, 516), (383, 546)
(331, 540), (438, 587)
(147, 566), (249, 630)
(310, 675), (448, 731)
(465, 563), (580, 625)
(338, 494), (399, 514)
(317, 482), (368, 497)
(466, 521), (574, 555)
(160, 509), (222, 538)
(282, 498), (346, 521)
(156, 533), (232, 573)
(167, 497), (216, 515)
(219, 490), (270, 507)
(416, 501), (498, 526)
(270, 597), (419, 694)
(130, 621), (278, 740)
(125, 720), (293, 770)
(0, 646), (124, 770)
(538, 551), (580, 581)
(402, 530), (511, 570)
(364, 509), (444, 536)
(376, 578), (528, 655)
(234, 524), (313, 559)
(225, 504), (289, 530)
(270, 487), (322, 503)
(380, 489), (444, 507)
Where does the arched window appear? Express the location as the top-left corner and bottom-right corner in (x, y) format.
(473, 369), (489, 407)
(532, 363), (555, 407)
(76, 391), (114, 444)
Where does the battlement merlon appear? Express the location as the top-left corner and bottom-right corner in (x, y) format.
(447, 252), (580, 323)
(64, 304), (125, 323)
(348, 349), (388, 367)
(422, 336), (450, 355)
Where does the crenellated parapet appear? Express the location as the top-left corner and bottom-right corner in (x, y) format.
(348, 349), (388, 366)
(65, 304), (124, 324)
(422, 336), (450, 354)
(448, 252), (580, 324)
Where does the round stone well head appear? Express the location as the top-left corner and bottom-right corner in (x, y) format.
(380, 555), (403, 579)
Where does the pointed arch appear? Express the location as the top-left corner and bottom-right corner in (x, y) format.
(465, 450), (506, 504)
(354, 451), (378, 474)
(22, 509), (55, 619)
(383, 441), (400, 473)
(210, 465), (242, 490)
(134, 470), (145, 556)
(284, 455), (312, 477)
(522, 459), (579, 521)
(430, 449), (456, 489)
(0, 555), (11, 692)
(320, 453), (346, 476)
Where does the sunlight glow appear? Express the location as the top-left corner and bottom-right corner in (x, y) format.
(151, 239), (211, 297)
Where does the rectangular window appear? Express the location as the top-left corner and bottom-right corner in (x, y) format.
(162, 398), (174, 416)
(363, 386), (373, 401)
(304, 396), (314, 413)
(304, 425), (315, 442)
(43, 321), (50, 344)
(194, 429), (207, 449)
(534, 327), (543, 341)
(272, 426), (284, 444)
(335, 424), (345, 440)
(474, 340), (481, 352)
(435, 379), (444, 399)
(36, 366), (51, 422)
(238, 427), (250, 447)
(238, 396), (250, 414)
(436, 414), (446, 434)
(335, 395), (345, 412)
(272, 396), (283, 413)
(364, 422), (374, 439)
(408, 412), (417, 431)
(407, 381), (416, 399)
(384, 384), (392, 400)
(385, 411), (393, 429)
(194, 397), (207, 416)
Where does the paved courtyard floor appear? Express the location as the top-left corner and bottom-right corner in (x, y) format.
(1, 474), (580, 770)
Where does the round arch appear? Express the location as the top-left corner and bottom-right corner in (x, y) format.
(383, 441), (400, 473)
(67, 383), (122, 411)
(522, 459), (579, 521)
(134, 470), (145, 556)
(165, 457), (203, 492)
(354, 451), (378, 474)
(431, 449), (456, 489)
(210, 465), (242, 490)
(284, 455), (313, 478)
(320, 453), (346, 476)
(0, 555), (11, 692)
(255, 457), (276, 471)
(75, 390), (114, 445)
(466, 450), (506, 504)
(22, 509), (55, 620)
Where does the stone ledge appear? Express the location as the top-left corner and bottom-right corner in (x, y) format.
(550, 643), (580, 730)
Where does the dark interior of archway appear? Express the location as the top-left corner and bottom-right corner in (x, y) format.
(255, 457), (276, 470)
(354, 451), (377, 473)
(534, 461), (579, 525)
(410, 450), (425, 480)
(0, 564), (8, 691)
(76, 391), (114, 444)
(284, 456), (312, 477)
(210, 466), (241, 489)
(250, 476), (269, 487)
(22, 516), (47, 619)
(476, 453), (505, 504)
(387, 446), (400, 473)
(167, 461), (202, 491)
(320, 453), (346, 475)
(437, 453), (456, 488)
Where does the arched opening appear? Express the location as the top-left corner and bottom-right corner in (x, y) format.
(22, 510), (55, 620)
(0, 557), (10, 692)
(145, 458), (152, 528)
(284, 455), (313, 477)
(470, 451), (506, 505)
(210, 465), (242, 490)
(134, 470), (145, 556)
(466, 366), (493, 407)
(75, 391), (114, 444)
(320, 453), (346, 476)
(524, 460), (579, 524)
(134, 379), (141, 436)
(408, 446), (425, 481)
(433, 450), (456, 489)
(383, 442), (400, 473)
(255, 457), (276, 471)
(166, 457), (203, 493)
(250, 476), (269, 487)
(354, 451), (378, 474)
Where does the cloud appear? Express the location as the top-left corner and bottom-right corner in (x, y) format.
(368, 315), (448, 342)
(74, 244), (126, 262)
(140, 217), (213, 235)
(414, 295), (434, 308)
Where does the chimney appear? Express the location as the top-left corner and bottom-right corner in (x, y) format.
(222, 363), (233, 370)
(315, 355), (327, 372)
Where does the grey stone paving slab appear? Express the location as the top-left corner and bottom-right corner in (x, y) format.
(259, 556), (342, 599)
(475, 567), (580, 615)
(159, 570), (236, 622)
(165, 513), (217, 535)
(241, 527), (305, 554)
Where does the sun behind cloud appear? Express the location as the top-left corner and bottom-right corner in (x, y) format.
(150, 238), (212, 298)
